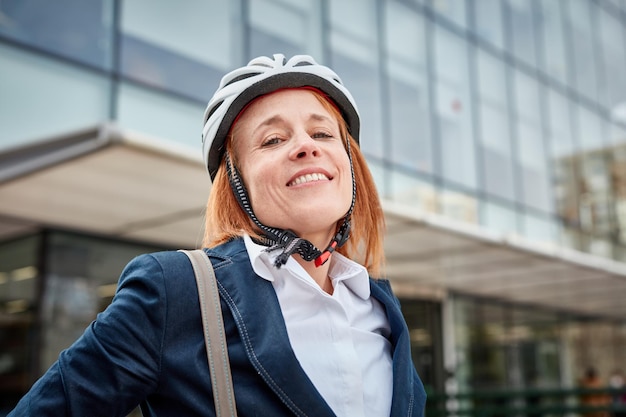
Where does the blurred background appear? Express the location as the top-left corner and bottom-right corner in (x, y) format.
(0, 0), (625, 415)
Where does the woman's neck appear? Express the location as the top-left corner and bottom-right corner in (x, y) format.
(294, 254), (333, 294)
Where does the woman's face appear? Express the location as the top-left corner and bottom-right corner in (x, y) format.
(232, 89), (352, 243)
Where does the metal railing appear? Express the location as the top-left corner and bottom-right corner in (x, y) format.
(425, 386), (626, 417)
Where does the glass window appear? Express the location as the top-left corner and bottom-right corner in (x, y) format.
(514, 71), (552, 213)
(480, 200), (519, 235)
(328, 0), (384, 159)
(522, 213), (558, 245)
(0, 0), (114, 70)
(577, 106), (606, 151)
(249, 0), (322, 59)
(514, 71), (541, 125)
(0, 235), (40, 408)
(399, 299), (444, 393)
(41, 232), (161, 372)
(476, 51), (515, 201)
(566, 1), (599, 101)
(597, 8), (626, 110)
(547, 90), (575, 158)
(385, 2), (432, 174)
(431, 0), (468, 29)
(506, 0), (538, 67)
(578, 152), (612, 236)
(601, 0), (624, 9)
(547, 91), (581, 244)
(120, 0), (238, 102)
(389, 169), (437, 213)
(610, 136), (626, 246)
(365, 157), (386, 197)
(440, 187), (479, 224)
(473, 0), (505, 50)
(573, 107), (612, 237)
(117, 82), (205, 149)
(433, 26), (477, 189)
(536, 0), (568, 86)
(517, 122), (552, 212)
(0, 44), (111, 151)
(462, 300), (508, 389)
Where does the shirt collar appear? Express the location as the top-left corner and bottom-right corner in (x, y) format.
(243, 234), (371, 300)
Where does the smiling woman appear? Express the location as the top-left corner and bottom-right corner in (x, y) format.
(7, 54), (427, 417)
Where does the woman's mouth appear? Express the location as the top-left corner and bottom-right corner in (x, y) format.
(287, 173), (330, 186)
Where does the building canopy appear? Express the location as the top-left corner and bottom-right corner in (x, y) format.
(1, 125), (625, 320)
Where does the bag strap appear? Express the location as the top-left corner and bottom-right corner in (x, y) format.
(179, 249), (238, 417)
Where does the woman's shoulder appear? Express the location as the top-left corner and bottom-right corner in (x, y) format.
(134, 237), (248, 265)
(370, 277), (393, 293)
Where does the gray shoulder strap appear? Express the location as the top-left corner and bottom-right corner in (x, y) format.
(179, 249), (238, 417)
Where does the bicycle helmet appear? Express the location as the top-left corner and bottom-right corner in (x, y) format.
(202, 54), (360, 268)
(202, 53), (360, 180)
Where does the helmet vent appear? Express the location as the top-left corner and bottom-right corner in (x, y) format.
(224, 72), (260, 88)
(205, 100), (224, 123)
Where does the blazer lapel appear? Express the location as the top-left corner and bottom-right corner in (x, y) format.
(212, 242), (336, 417)
(370, 280), (425, 417)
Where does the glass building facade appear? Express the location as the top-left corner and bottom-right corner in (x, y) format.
(1, 0), (625, 413)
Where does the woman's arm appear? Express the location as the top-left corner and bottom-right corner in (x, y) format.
(8, 254), (167, 416)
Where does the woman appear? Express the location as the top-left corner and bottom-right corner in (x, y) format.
(8, 54), (426, 416)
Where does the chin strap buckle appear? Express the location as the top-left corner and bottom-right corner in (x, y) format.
(314, 220), (351, 267)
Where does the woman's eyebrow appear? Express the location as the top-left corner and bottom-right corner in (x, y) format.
(309, 113), (334, 123)
(252, 115), (286, 136)
(253, 113), (334, 135)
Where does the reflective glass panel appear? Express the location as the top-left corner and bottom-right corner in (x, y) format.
(249, 0), (322, 59)
(577, 106), (606, 151)
(609, 137), (626, 245)
(389, 169), (437, 212)
(41, 232), (160, 371)
(536, 0), (568, 86)
(547, 90), (575, 158)
(433, 26), (477, 189)
(567, 1), (599, 101)
(431, 0), (467, 28)
(328, 0), (383, 158)
(517, 121), (552, 212)
(480, 200), (519, 234)
(506, 0), (537, 67)
(477, 51), (514, 201)
(117, 82), (205, 149)
(574, 108), (611, 237)
(514, 71), (552, 212)
(0, 235), (40, 409)
(576, 143), (612, 236)
(522, 212), (558, 244)
(547, 91), (581, 246)
(598, 8), (626, 110)
(0, 0), (114, 69)
(0, 44), (110, 151)
(385, 2), (432, 173)
(474, 0), (504, 49)
(120, 0), (237, 102)
(440, 187), (478, 223)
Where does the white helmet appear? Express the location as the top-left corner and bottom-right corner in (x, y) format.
(202, 54), (360, 180)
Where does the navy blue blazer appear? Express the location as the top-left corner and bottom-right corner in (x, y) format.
(9, 238), (426, 416)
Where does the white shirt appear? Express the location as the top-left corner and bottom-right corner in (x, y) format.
(243, 235), (393, 417)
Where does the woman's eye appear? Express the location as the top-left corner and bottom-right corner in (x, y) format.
(261, 136), (282, 147)
(312, 132), (333, 139)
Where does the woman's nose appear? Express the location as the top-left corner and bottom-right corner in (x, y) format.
(290, 132), (320, 159)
